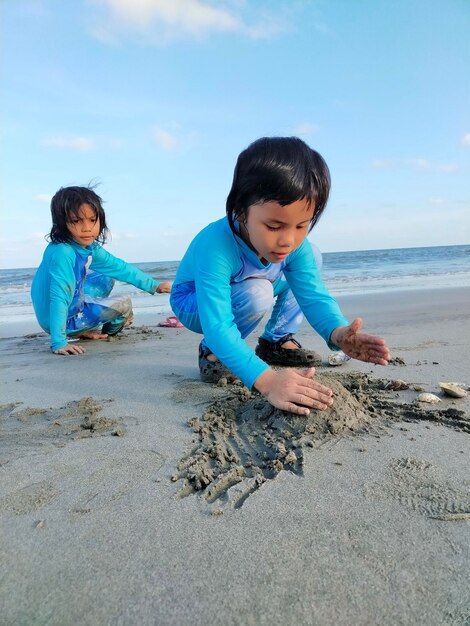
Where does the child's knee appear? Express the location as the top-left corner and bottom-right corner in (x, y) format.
(234, 279), (274, 318)
(84, 272), (115, 298)
(112, 296), (133, 319)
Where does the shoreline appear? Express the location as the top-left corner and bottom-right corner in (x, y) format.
(1, 285), (469, 625)
(1, 284), (468, 340)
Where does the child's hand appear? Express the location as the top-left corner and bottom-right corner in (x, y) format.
(331, 318), (390, 365)
(53, 344), (86, 355)
(254, 367), (333, 415)
(156, 282), (171, 294)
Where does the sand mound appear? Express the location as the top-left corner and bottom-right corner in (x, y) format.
(173, 372), (469, 510)
(0, 397), (124, 464)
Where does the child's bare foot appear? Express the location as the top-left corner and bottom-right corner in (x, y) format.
(74, 331), (108, 340)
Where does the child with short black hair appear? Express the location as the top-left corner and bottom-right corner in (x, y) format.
(170, 137), (389, 414)
(31, 185), (170, 355)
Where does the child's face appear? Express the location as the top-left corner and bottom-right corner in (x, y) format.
(239, 198), (314, 264)
(66, 203), (100, 247)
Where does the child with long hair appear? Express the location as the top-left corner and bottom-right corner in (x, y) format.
(170, 137), (389, 415)
(31, 185), (170, 355)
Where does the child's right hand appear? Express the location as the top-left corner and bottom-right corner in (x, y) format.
(53, 344), (86, 355)
(156, 282), (171, 293)
(254, 367), (333, 415)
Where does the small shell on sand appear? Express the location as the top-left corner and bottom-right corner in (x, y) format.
(385, 379), (409, 391)
(439, 382), (468, 398)
(417, 392), (441, 404)
(328, 351), (351, 366)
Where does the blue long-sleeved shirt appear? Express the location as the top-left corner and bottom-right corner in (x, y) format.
(171, 217), (348, 388)
(31, 241), (159, 351)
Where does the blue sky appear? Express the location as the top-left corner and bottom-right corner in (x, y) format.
(1, 0), (469, 269)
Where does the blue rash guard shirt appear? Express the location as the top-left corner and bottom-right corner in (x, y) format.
(31, 241), (159, 351)
(171, 217), (349, 389)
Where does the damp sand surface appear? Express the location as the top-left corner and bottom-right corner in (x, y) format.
(0, 287), (469, 625)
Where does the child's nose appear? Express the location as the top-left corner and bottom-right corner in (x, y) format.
(278, 230), (294, 247)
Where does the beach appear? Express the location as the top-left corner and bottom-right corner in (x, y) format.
(1, 286), (469, 625)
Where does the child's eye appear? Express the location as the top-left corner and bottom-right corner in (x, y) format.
(266, 225), (281, 231)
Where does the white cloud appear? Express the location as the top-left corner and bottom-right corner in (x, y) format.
(108, 232), (136, 241)
(153, 127), (179, 151)
(41, 135), (121, 152)
(405, 158), (432, 170)
(19, 0), (50, 18)
(428, 197), (446, 205)
(161, 229), (181, 237)
(88, 0), (283, 43)
(437, 163), (458, 173)
(292, 122), (319, 138)
(372, 159), (397, 169)
(406, 159), (458, 173)
(43, 136), (96, 151)
(461, 133), (470, 147)
(27, 231), (48, 241)
(372, 158), (458, 173)
(35, 193), (52, 203)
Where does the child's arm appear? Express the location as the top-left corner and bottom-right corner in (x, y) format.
(285, 245), (389, 365)
(48, 248), (84, 354)
(283, 240), (350, 347)
(90, 246), (168, 294)
(330, 318), (390, 365)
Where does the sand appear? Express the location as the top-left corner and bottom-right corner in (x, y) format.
(0, 286), (469, 625)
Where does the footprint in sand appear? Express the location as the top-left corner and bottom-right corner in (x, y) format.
(367, 457), (470, 519)
(0, 480), (57, 515)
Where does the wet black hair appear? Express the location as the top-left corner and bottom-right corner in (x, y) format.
(47, 185), (109, 244)
(226, 136), (331, 233)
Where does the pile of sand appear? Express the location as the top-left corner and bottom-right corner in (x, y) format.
(0, 396), (124, 465)
(173, 371), (469, 510)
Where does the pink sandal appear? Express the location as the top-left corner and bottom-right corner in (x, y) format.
(158, 315), (184, 328)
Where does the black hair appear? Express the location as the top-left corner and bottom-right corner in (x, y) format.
(47, 185), (109, 244)
(226, 136), (331, 233)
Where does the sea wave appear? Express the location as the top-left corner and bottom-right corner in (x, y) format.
(1, 245), (468, 308)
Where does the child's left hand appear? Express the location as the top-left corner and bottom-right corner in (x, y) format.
(156, 281), (171, 293)
(330, 318), (390, 365)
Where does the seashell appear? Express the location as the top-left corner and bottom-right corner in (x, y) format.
(439, 382), (468, 399)
(417, 392), (441, 404)
(328, 351), (351, 366)
(385, 379), (409, 391)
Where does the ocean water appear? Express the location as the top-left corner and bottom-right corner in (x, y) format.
(1, 245), (469, 329)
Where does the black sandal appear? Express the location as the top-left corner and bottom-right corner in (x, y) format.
(255, 333), (322, 367)
(199, 342), (231, 383)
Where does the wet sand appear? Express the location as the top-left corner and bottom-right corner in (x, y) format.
(1, 287), (469, 625)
